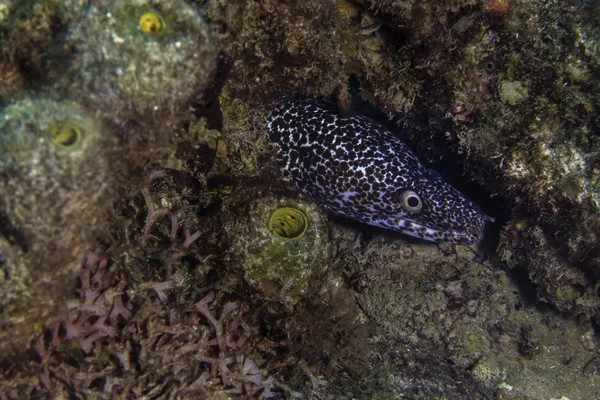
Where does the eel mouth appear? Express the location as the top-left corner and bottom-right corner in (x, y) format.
(371, 218), (484, 245)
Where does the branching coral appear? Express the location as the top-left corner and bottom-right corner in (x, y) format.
(0, 170), (283, 398)
(4, 245), (278, 398)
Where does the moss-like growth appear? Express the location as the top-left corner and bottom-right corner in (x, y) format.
(498, 80), (529, 105)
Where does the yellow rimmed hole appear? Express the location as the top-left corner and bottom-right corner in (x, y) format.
(268, 207), (308, 240)
(51, 122), (82, 150)
(139, 11), (166, 35)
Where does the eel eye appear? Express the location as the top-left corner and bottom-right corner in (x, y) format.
(401, 190), (422, 212)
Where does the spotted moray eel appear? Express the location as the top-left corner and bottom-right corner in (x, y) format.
(266, 94), (487, 244)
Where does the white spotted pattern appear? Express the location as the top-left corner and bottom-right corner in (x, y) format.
(266, 94), (485, 244)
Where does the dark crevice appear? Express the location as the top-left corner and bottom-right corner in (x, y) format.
(0, 198), (29, 252)
(347, 78), (511, 240)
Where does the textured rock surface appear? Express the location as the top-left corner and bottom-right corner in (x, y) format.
(1, 0), (600, 398)
(0, 98), (120, 357)
(225, 186), (332, 305)
(59, 0), (218, 134)
(202, 0), (600, 314)
(335, 226), (600, 398)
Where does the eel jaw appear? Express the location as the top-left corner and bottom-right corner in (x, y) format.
(370, 218), (484, 245)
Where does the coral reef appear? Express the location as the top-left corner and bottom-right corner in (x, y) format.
(2, 0), (600, 398)
(0, 176), (369, 399)
(200, 0), (600, 314)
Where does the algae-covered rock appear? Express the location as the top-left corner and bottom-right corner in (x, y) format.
(0, 0), (64, 75)
(263, 0), (600, 316)
(0, 97), (120, 358)
(498, 80), (528, 105)
(58, 0), (218, 136)
(2, 0), (600, 398)
(449, 0), (600, 314)
(201, 0), (422, 113)
(338, 228), (600, 399)
(225, 186), (332, 305)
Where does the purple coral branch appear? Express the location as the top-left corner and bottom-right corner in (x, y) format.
(182, 371), (211, 394)
(80, 330), (108, 353)
(136, 281), (176, 303)
(183, 228), (202, 248)
(170, 214), (179, 241)
(139, 187), (169, 246)
(194, 292), (228, 353)
(109, 289), (132, 322)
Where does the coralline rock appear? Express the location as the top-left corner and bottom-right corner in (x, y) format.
(498, 80), (528, 105)
(225, 186), (332, 305)
(0, 97), (120, 358)
(339, 229), (600, 399)
(57, 0), (218, 137)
